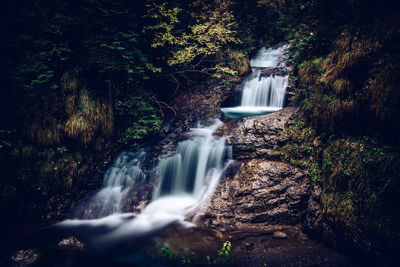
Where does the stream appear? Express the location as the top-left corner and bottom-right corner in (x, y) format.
(4, 46), (357, 267)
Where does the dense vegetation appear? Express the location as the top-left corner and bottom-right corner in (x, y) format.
(1, 0), (399, 262)
(0, 0), (260, 226)
(272, 0), (400, 259)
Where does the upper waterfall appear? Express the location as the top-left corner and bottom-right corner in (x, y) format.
(250, 46), (287, 68)
(240, 71), (288, 107)
(221, 45), (289, 118)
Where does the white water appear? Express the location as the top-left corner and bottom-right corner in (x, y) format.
(57, 120), (229, 246)
(221, 45), (289, 118)
(250, 46), (287, 68)
(155, 120), (226, 199)
(240, 71), (288, 107)
(69, 149), (147, 219)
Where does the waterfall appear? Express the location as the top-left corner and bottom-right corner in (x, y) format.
(221, 45), (289, 118)
(69, 149), (147, 219)
(155, 120), (226, 199)
(240, 71), (288, 107)
(56, 120), (229, 245)
(55, 45), (286, 247)
(250, 46), (287, 68)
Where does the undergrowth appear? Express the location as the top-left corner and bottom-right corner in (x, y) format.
(275, 118), (400, 250)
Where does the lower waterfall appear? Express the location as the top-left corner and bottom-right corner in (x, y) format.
(69, 149), (147, 220)
(56, 120), (230, 246)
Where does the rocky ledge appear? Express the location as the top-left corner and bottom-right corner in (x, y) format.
(192, 107), (324, 244)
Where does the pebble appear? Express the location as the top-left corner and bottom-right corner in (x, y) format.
(273, 231), (288, 239)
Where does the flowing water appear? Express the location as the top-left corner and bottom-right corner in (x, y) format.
(56, 120), (230, 247)
(221, 45), (289, 118)
(69, 149), (147, 219)
(8, 46), (353, 266)
(56, 47), (289, 246)
(250, 46), (287, 68)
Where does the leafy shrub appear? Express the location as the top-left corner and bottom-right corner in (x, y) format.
(217, 241), (232, 264)
(275, 119), (400, 249)
(115, 94), (163, 145)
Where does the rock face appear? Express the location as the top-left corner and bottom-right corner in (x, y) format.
(257, 67), (289, 77)
(197, 158), (311, 230)
(57, 236), (86, 251)
(227, 107), (296, 160)
(121, 181), (154, 213)
(195, 107), (315, 232)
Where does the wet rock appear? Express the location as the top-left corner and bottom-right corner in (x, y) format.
(244, 242), (254, 250)
(273, 231), (288, 239)
(259, 67), (289, 77)
(228, 50), (251, 76)
(11, 249), (40, 266)
(197, 159), (310, 230)
(193, 107), (311, 231)
(121, 181), (154, 213)
(57, 236), (86, 251)
(226, 107), (298, 160)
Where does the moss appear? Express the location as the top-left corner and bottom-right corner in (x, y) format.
(275, 119), (400, 249)
(115, 94), (164, 146)
(274, 118), (320, 183)
(290, 21), (400, 139)
(321, 137), (400, 234)
(64, 89), (114, 144)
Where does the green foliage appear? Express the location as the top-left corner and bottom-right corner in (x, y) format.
(160, 247), (193, 265)
(321, 137), (400, 232)
(161, 247), (176, 259)
(159, 241), (232, 265)
(275, 119), (400, 249)
(288, 26), (316, 65)
(274, 118), (320, 183)
(115, 94), (164, 145)
(283, 0), (400, 139)
(144, 0), (242, 79)
(217, 240), (232, 264)
(82, 0), (157, 84)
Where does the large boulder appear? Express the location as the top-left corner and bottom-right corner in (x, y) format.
(194, 107), (316, 232)
(226, 106), (297, 159)
(195, 158), (311, 231)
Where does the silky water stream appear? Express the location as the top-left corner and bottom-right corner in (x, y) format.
(56, 120), (231, 248)
(30, 46), (354, 267)
(221, 45), (289, 118)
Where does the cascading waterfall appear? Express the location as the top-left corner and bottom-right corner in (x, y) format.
(240, 71), (288, 107)
(56, 120), (229, 246)
(156, 120), (226, 199)
(250, 46), (287, 68)
(221, 45), (289, 118)
(68, 149), (147, 219)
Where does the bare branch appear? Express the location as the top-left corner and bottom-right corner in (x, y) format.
(151, 95), (177, 117)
